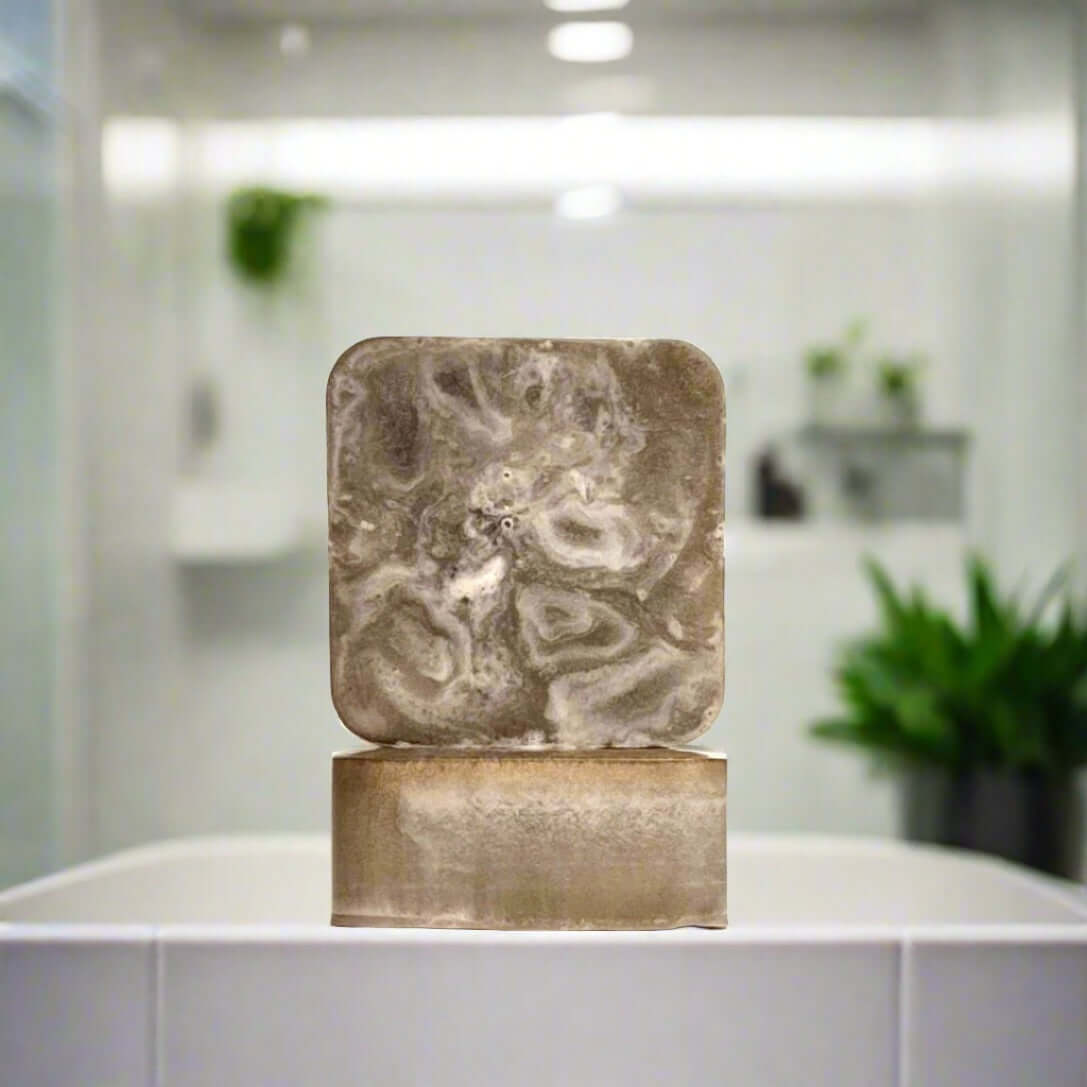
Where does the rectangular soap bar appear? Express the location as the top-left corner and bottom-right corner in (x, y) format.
(327, 337), (724, 747)
(331, 747), (727, 930)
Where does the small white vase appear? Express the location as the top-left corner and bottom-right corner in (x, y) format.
(808, 377), (849, 426)
(874, 391), (920, 429)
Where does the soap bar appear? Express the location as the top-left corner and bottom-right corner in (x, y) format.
(327, 337), (724, 746)
(332, 747), (727, 929)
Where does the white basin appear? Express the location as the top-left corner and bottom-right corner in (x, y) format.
(1, 832), (1084, 927)
(2, 834), (1085, 1086)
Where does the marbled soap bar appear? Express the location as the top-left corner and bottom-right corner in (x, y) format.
(327, 337), (724, 747)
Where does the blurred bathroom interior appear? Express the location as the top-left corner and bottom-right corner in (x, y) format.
(3, 0), (1086, 886)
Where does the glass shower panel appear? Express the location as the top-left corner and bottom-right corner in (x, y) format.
(0, 2), (60, 886)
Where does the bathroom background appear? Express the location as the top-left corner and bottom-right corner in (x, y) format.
(3, 0), (1086, 886)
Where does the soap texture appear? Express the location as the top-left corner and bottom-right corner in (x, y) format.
(327, 337), (724, 746)
(332, 747), (727, 929)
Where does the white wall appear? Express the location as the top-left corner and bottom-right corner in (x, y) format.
(89, 185), (966, 853)
(933, 2), (1081, 584)
(81, 2), (1080, 862)
(186, 202), (961, 526)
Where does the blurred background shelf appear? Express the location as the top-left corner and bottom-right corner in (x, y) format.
(726, 517), (964, 572)
(169, 481), (312, 563)
(794, 423), (970, 450)
(786, 424), (971, 522)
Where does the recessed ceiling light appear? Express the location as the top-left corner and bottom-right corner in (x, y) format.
(548, 22), (633, 64)
(279, 23), (310, 58)
(545, 0), (630, 11)
(555, 183), (623, 220)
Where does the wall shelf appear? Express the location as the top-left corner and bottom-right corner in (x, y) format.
(794, 423), (970, 450)
(169, 481), (309, 563)
(787, 424), (971, 522)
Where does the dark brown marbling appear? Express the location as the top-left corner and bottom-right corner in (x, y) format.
(327, 337), (724, 747)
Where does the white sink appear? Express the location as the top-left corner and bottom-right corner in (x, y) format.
(1, 832), (1083, 927)
(2, 834), (1085, 1086)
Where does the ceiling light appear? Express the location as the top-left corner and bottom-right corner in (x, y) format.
(103, 116), (1072, 202)
(545, 0), (630, 11)
(102, 117), (180, 197)
(279, 23), (310, 58)
(548, 22), (633, 64)
(555, 183), (623, 220)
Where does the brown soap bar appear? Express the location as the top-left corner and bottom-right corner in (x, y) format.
(332, 747), (727, 930)
(327, 337), (724, 747)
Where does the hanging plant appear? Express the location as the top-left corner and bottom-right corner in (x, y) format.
(225, 187), (327, 285)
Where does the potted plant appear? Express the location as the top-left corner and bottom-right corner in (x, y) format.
(804, 318), (866, 426)
(202, 187), (327, 519)
(874, 354), (923, 428)
(811, 556), (1086, 879)
(226, 186), (327, 285)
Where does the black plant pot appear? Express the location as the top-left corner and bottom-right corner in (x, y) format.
(901, 767), (1084, 881)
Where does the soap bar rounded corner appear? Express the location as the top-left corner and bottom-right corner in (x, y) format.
(327, 336), (415, 400)
(328, 681), (397, 746)
(658, 338), (726, 404)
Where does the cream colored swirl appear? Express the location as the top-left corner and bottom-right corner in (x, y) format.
(545, 642), (718, 747)
(528, 494), (646, 572)
(515, 584), (637, 671)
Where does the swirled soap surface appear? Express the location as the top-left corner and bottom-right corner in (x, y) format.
(327, 337), (724, 747)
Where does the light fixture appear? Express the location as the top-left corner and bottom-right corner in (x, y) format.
(279, 23), (310, 58)
(102, 117), (180, 197)
(545, 0), (629, 11)
(548, 22), (633, 64)
(555, 183), (623, 220)
(102, 116), (1073, 202)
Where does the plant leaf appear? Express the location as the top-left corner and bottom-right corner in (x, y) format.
(808, 554), (1087, 775)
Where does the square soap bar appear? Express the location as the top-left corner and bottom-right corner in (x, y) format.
(327, 337), (724, 746)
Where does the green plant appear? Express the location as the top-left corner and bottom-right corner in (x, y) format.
(805, 346), (847, 381)
(876, 355), (923, 400)
(842, 316), (868, 350)
(811, 557), (1087, 776)
(804, 318), (868, 382)
(226, 187), (327, 285)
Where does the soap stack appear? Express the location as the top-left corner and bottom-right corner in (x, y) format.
(327, 337), (726, 929)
